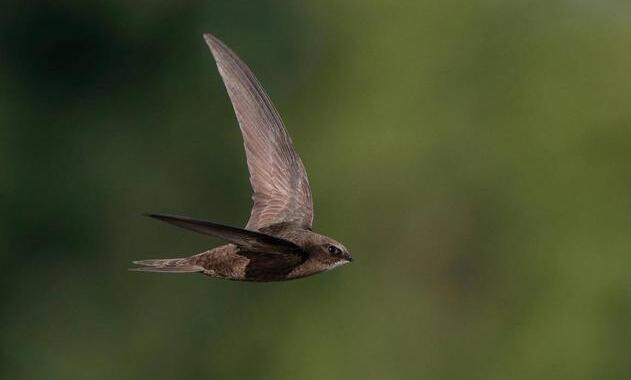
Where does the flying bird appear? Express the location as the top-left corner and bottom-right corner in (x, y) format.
(131, 33), (352, 281)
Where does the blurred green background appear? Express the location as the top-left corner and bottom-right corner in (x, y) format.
(1, 1), (630, 379)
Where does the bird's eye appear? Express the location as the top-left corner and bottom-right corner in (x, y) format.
(327, 245), (340, 254)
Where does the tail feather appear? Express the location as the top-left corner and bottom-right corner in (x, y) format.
(130, 257), (203, 273)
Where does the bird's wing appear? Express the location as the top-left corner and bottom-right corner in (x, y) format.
(146, 213), (303, 255)
(203, 33), (313, 231)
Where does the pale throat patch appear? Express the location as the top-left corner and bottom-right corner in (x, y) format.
(326, 259), (350, 271)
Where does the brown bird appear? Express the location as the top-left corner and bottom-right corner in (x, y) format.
(131, 34), (352, 281)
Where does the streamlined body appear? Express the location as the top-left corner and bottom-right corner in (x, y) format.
(131, 34), (352, 281)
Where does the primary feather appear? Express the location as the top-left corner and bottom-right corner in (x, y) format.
(203, 34), (314, 231)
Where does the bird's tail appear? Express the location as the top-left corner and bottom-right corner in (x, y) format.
(129, 257), (204, 273)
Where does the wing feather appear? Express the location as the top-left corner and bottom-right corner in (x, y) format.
(203, 33), (313, 230)
(145, 213), (302, 255)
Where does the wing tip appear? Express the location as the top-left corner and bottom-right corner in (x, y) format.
(143, 213), (185, 225)
(143, 212), (164, 220)
(202, 32), (217, 42)
(203, 33), (226, 57)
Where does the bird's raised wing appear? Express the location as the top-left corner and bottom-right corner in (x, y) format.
(204, 33), (313, 231)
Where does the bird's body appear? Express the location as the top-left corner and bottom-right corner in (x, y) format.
(131, 34), (352, 281)
(134, 222), (348, 281)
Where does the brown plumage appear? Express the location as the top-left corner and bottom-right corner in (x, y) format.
(131, 34), (352, 281)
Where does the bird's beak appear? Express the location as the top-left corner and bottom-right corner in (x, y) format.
(345, 252), (353, 263)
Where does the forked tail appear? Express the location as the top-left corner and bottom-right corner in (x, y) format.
(130, 257), (204, 273)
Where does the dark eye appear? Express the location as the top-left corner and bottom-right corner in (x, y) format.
(327, 245), (341, 254)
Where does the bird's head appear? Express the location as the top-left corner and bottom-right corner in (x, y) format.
(307, 234), (353, 269)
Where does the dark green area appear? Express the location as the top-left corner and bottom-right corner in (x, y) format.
(1, 1), (630, 379)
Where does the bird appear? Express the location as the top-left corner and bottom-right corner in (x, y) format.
(131, 33), (352, 281)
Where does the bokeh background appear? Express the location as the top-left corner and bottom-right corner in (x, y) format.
(2, 1), (630, 379)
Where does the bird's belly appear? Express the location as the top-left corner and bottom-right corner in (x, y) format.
(236, 252), (305, 282)
(285, 261), (326, 280)
(196, 247), (305, 282)
(192, 245), (248, 280)
(202, 259), (248, 280)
